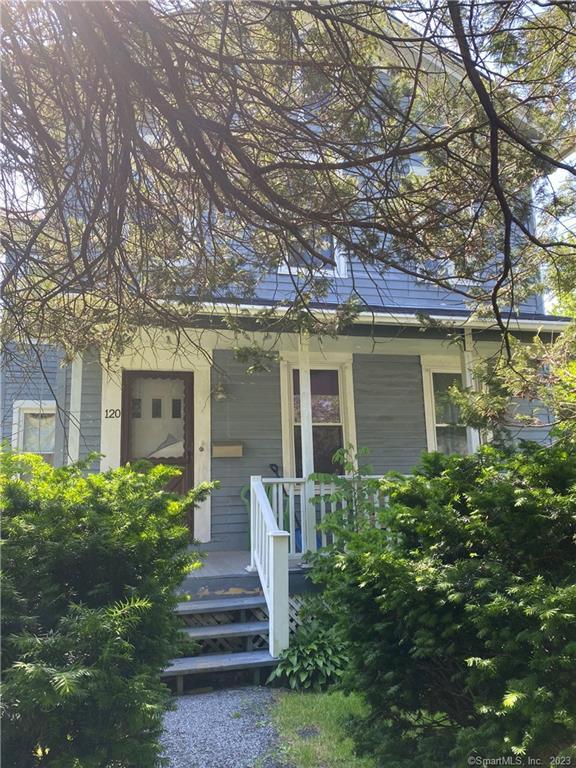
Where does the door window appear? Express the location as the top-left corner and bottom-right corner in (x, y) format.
(126, 376), (185, 460)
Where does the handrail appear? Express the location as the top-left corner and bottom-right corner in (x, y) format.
(249, 475), (290, 658)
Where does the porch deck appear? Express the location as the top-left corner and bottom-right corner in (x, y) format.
(188, 549), (251, 578)
(187, 549), (307, 578)
(181, 548), (313, 606)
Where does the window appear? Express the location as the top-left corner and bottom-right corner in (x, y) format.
(278, 231), (348, 279)
(126, 376), (186, 461)
(293, 369), (344, 474)
(430, 372), (468, 455)
(12, 400), (56, 465)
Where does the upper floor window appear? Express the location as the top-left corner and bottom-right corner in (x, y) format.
(278, 231), (348, 279)
(12, 400), (56, 465)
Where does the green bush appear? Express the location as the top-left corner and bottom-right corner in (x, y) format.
(0, 450), (213, 768)
(310, 442), (576, 766)
(268, 614), (349, 691)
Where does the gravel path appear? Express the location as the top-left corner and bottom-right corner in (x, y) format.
(161, 687), (284, 768)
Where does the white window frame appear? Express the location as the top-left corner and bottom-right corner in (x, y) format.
(280, 353), (357, 477)
(421, 357), (470, 454)
(278, 239), (348, 279)
(12, 399), (57, 458)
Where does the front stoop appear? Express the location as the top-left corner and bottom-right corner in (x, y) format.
(162, 594), (278, 693)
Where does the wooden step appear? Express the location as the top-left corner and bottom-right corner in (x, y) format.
(175, 596), (267, 615)
(162, 650), (277, 677)
(181, 621), (269, 641)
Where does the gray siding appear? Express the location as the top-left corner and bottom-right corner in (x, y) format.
(79, 348), (102, 467)
(209, 350), (283, 550)
(1, 344), (102, 468)
(53, 363), (72, 466)
(1, 344), (61, 443)
(353, 354), (428, 474)
(253, 261), (544, 316)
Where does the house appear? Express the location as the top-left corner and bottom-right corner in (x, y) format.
(1, 22), (570, 686)
(1, 260), (566, 686)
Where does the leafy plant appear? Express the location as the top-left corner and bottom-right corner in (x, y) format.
(0, 449), (214, 767)
(311, 446), (388, 534)
(268, 617), (349, 692)
(309, 442), (576, 767)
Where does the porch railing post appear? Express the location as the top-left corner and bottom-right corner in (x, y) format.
(268, 530), (290, 657)
(247, 475), (260, 572)
(305, 477), (317, 553)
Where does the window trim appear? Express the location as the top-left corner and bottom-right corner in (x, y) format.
(12, 399), (57, 457)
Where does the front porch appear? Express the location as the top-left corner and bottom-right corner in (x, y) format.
(95, 328), (489, 555)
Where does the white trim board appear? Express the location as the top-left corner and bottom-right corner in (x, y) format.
(68, 355), (83, 463)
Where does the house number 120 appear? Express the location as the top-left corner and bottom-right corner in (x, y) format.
(105, 408), (121, 419)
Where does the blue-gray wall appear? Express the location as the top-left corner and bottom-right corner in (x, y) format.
(353, 353), (428, 474)
(209, 350), (283, 550)
(0, 344), (102, 468)
(508, 397), (553, 446)
(1, 341), (556, 551)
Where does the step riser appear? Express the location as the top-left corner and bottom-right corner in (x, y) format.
(179, 574), (263, 600)
(178, 569), (316, 601)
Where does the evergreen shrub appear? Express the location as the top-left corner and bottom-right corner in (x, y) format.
(1, 450), (213, 767)
(310, 443), (576, 766)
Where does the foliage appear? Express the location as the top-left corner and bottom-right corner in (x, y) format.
(2, 2), (575, 358)
(0, 450), (213, 768)
(271, 690), (375, 768)
(268, 613), (349, 692)
(312, 446), (385, 533)
(309, 443), (576, 766)
(452, 325), (576, 441)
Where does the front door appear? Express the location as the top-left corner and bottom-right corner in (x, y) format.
(120, 370), (194, 497)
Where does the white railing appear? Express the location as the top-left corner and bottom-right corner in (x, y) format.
(260, 477), (311, 555)
(261, 475), (385, 555)
(249, 476), (290, 657)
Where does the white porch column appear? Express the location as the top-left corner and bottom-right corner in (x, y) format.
(460, 328), (481, 453)
(68, 355), (83, 463)
(298, 336), (317, 551)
